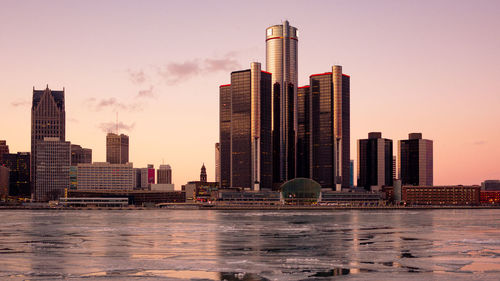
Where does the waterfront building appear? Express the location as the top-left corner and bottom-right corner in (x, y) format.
(68, 189), (185, 206)
(31, 86), (66, 192)
(133, 168), (141, 189)
(0, 140), (9, 162)
(296, 66), (350, 190)
(150, 183), (175, 192)
(140, 165), (155, 189)
(0, 152), (30, 197)
(0, 165), (9, 198)
(69, 166), (78, 190)
(398, 133), (433, 186)
(219, 62), (272, 190)
(70, 144), (92, 165)
(183, 180), (219, 203)
(200, 163), (207, 182)
(266, 20), (298, 183)
(480, 191), (500, 205)
(106, 133), (129, 164)
(219, 84), (231, 188)
(215, 143), (220, 183)
(481, 180), (500, 191)
(402, 185), (480, 205)
(350, 160), (354, 187)
(77, 162), (134, 191)
(357, 132), (393, 191)
(34, 137), (70, 201)
(217, 190), (281, 205)
(157, 164), (172, 184)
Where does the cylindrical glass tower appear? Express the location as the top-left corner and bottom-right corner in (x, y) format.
(266, 20), (298, 183)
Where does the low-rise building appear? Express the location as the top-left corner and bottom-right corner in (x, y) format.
(480, 191), (500, 205)
(77, 162), (134, 191)
(67, 190), (185, 206)
(151, 183), (175, 192)
(402, 185), (480, 205)
(0, 165), (9, 198)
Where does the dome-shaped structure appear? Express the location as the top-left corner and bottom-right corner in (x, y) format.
(280, 178), (321, 205)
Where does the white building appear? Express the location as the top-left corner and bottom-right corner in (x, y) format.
(77, 162), (134, 190)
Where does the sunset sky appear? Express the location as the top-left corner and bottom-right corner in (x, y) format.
(1, 0), (499, 187)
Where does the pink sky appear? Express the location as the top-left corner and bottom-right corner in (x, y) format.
(1, 0), (499, 187)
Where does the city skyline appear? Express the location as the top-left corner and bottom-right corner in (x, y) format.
(1, 1), (500, 186)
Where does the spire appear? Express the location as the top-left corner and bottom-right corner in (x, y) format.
(200, 163), (207, 182)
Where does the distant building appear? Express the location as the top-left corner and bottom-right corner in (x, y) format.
(215, 143), (220, 183)
(480, 191), (500, 205)
(0, 152), (30, 197)
(157, 164), (172, 184)
(0, 140), (9, 162)
(31, 86), (66, 192)
(68, 190), (185, 206)
(0, 165), (9, 198)
(77, 162), (134, 191)
(357, 132), (393, 191)
(350, 160), (354, 187)
(481, 180), (500, 191)
(150, 184), (175, 192)
(200, 163), (207, 182)
(296, 86), (312, 179)
(34, 137), (70, 201)
(106, 133), (129, 164)
(70, 144), (92, 165)
(183, 180), (219, 203)
(133, 168), (141, 189)
(140, 165), (155, 189)
(398, 133), (433, 186)
(403, 185), (480, 205)
(392, 155), (396, 180)
(219, 62), (272, 190)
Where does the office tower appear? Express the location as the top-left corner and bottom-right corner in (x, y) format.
(296, 86), (312, 178)
(157, 164), (172, 184)
(215, 143), (221, 183)
(481, 180), (500, 191)
(266, 20), (298, 183)
(219, 62), (272, 190)
(140, 164), (154, 189)
(106, 133), (129, 164)
(34, 137), (70, 201)
(398, 133), (433, 186)
(219, 85), (231, 188)
(0, 152), (30, 197)
(296, 66), (350, 189)
(133, 168), (142, 189)
(77, 162), (134, 190)
(70, 144), (92, 165)
(357, 132), (393, 191)
(31, 86), (65, 193)
(200, 163), (207, 182)
(0, 140), (9, 162)
(0, 165), (9, 198)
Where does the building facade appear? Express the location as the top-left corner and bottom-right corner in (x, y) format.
(34, 137), (70, 201)
(296, 86), (312, 178)
(31, 86), (66, 194)
(200, 163), (207, 182)
(0, 165), (9, 198)
(403, 185), (480, 205)
(157, 164), (172, 184)
(215, 143), (220, 183)
(70, 144), (92, 165)
(0, 140), (9, 163)
(219, 62), (272, 190)
(266, 20), (298, 183)
(398, 133), (433, 186)
(140, 164), (155, 189)
(0, 152), (31, 197)
(357, 132), (393, 191)
(77, 162), (134, 190)
(106, 133), (129, 164)
(481, 180), (500, 191)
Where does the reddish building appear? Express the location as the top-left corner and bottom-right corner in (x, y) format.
(480, 191), (500, 205)
(402, 185), (480, 205)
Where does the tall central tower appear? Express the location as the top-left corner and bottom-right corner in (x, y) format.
(266, 20), (298, 184)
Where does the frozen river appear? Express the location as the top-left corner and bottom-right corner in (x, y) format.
(0, 209), (499, 280)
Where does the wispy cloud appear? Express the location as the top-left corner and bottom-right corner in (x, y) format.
(136, 86), (155, 99)
(11, 99), (30, 107)
(86, 97), (143, 112)
(98, 121), (135, 133)
(473, 140), (487, 146)
(157, 54), (241, 85)
(127, 69), (147, 84)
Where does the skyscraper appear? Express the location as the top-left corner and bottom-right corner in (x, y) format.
(266, 20), (298, 183)
(357, 132), (393, 191)
(140, 164), (155, 189)
(35, 137), (70, 201)
(219, 62), (272, 190)
(398, 133), (433, 186)
(0, 140), (9, 162)
(157, 164), (172, 184)
(106, 133), (129, 164)
(31, 86), (65, 195)
(296, 66), (350, 189)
